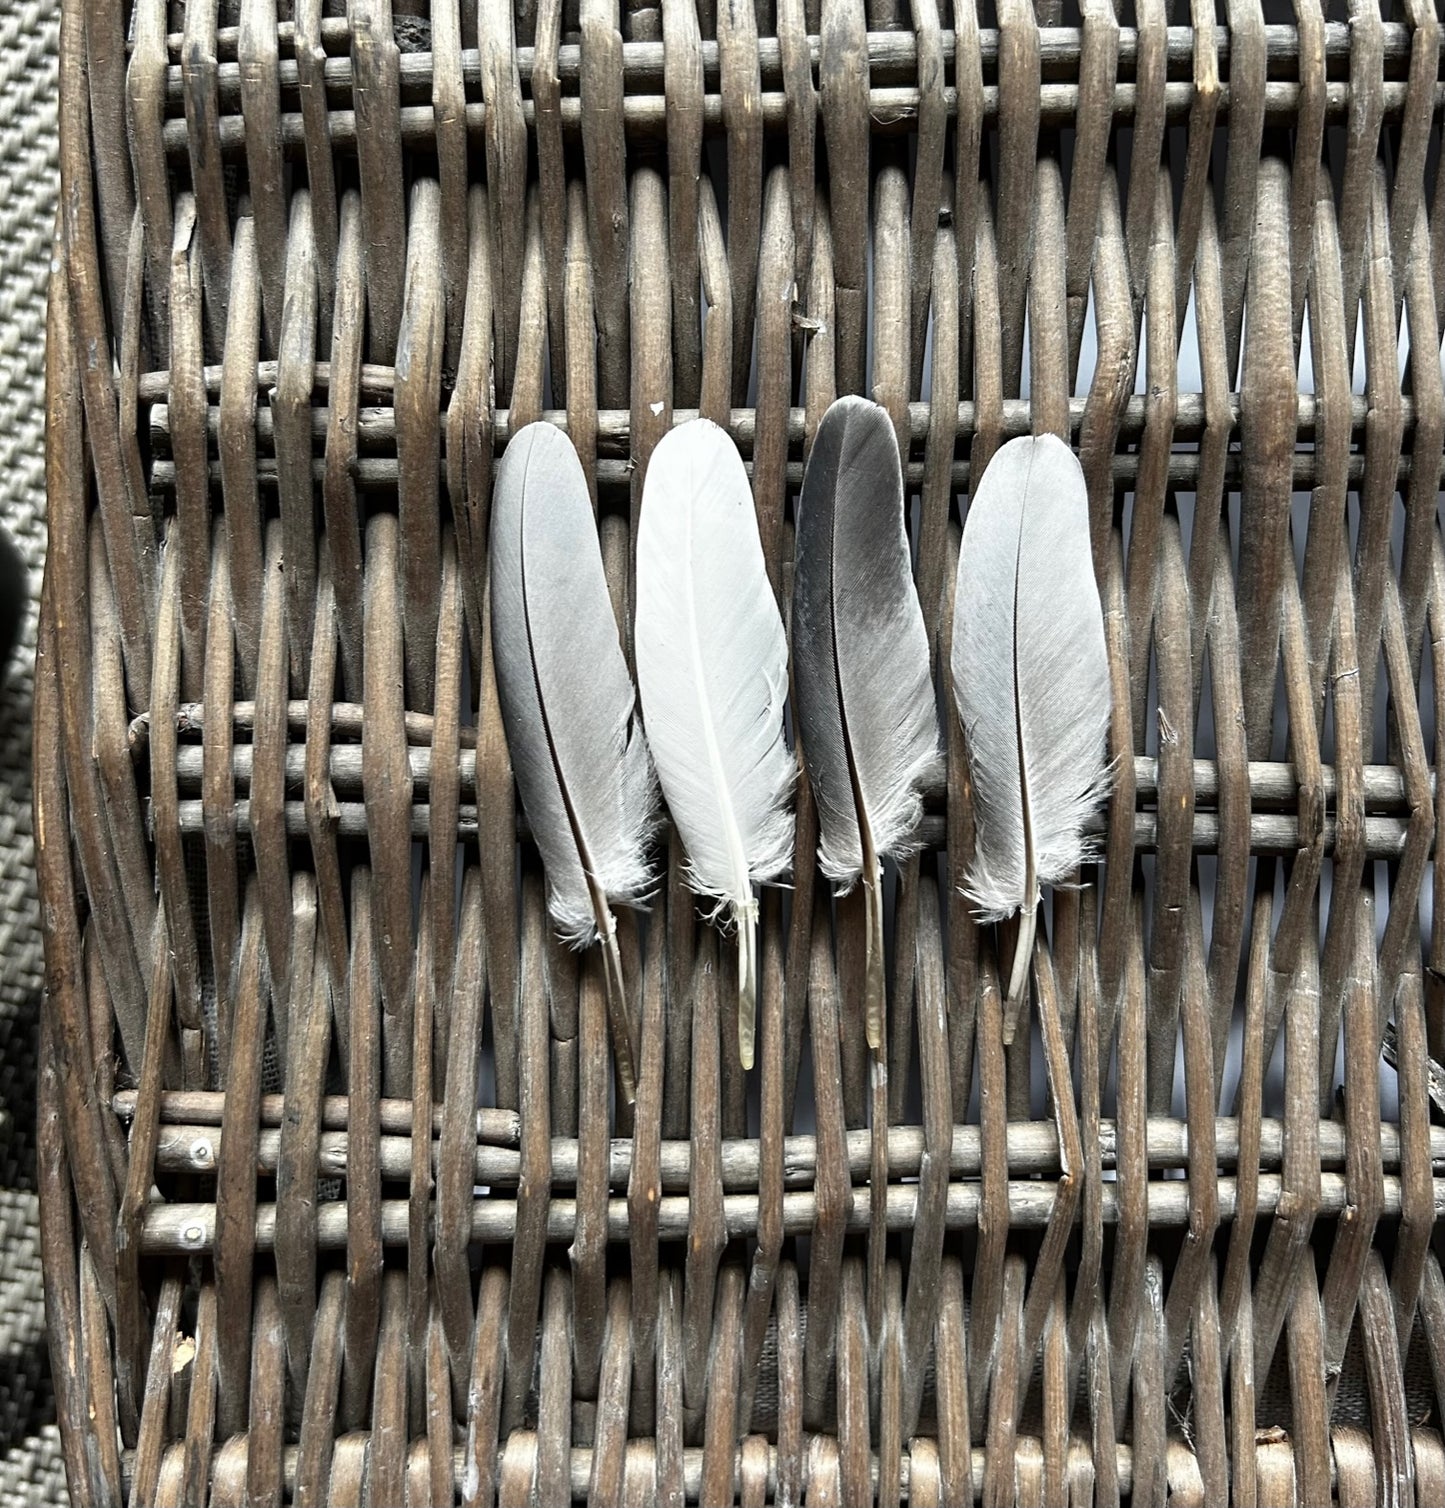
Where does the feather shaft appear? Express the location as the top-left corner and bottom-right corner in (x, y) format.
(1006, 912), (1037, 1036)
(517, 502), (643, 1103)
(736, 898), (758, 1071)
(829, 577), (887, 1053)
(1006, 540), (1039, 1020)
(863, 853), (884, 1052)
(597, 914), (633, 1099)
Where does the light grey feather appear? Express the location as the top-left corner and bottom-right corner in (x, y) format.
(490, 422), (658, 945)
(794, 395), (941, 1048)
(635, 418), (795, 1067)
(951, 432), (1112, 1003)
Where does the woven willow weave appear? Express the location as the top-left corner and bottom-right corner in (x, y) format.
(40, 0), (1445, 1502)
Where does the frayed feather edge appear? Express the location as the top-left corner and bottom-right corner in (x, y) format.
(547, 871), (659, 950)
(961, 833), (1109, 924)
(545, 724), (662, 950)
(816, 742), (942, 891)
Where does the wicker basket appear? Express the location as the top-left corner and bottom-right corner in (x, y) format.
(39, 0), (1445, 1501)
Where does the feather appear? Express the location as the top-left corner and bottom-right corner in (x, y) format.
(491, 422), (658, 1102)
(951, 433), (1112, 1017)
(793, 395), (941, 1050)
(635, 418), (795, 1070)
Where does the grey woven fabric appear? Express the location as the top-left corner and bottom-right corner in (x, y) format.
(0, 0), (66, 1498)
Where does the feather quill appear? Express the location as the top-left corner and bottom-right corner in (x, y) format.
(491, 422), (658, 1103)
(635, 418), (794, 1070)
(951, 433), (1112, 1017)
(793, 395), (941, 1050)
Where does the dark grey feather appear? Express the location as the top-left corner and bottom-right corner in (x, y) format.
(793, 394), (941, 1049)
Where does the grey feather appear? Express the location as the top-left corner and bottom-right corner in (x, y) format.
(491, 422), (658, 1099)
(793, 395), (941, 1049)
(635, 418), (794, 1069)
(951, 433), (1112, 1008)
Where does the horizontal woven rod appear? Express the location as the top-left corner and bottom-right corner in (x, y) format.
(137, 1172), (1441, 1254)
(145, 392), (1435, 453)
(137, 1116), (1445, 1187)
(162, 747), (1431, 815)
(157, 21), (1422, 86)
(123, 1437), (1147, 1499)
(146, 449), (1433, 496)
(138, 360), (400, 403)
(110, 1089), (520, 1144)
(160, 798), (1425, 858)
(157, 79), (1432, 158)
(131, 701), (476, 750)
(153, 25), (1432, 113)
(140, 707), (1431, 821)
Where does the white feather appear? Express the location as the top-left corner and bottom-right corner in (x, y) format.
(635, 419), (795, 1065)
(951, 433), (1112, 1003)
(636, 419), (794, 900)
(490, 423), (657, 945)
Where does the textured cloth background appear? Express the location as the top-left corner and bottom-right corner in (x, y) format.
(0, 0), (67, 1498)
